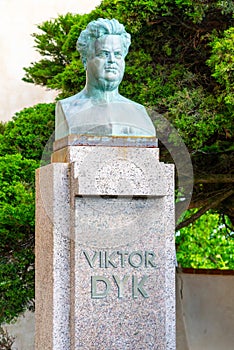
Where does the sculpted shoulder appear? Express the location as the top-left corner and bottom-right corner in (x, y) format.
(117, 94), (148, 111)
(57, 91), (92, 115)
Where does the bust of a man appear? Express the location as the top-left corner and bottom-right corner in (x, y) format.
(55, 18), (156, 140)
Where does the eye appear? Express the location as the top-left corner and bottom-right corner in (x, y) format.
(114, 51), (122, 58)
(97, 51), (109, 58)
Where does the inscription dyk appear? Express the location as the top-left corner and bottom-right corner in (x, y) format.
(83, 250), (158, 299)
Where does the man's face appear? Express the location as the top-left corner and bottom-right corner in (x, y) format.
(86, 35), (125, 91)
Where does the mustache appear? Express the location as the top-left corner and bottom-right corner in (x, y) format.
(105, 65), (118, 69)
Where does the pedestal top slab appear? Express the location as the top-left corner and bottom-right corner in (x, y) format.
(53, 134), (158, 152)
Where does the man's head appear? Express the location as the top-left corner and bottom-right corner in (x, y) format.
(77, 19), (131, 92)
(77, 18), (131, 68)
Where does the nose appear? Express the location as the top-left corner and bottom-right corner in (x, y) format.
(107, 52), (115, 63)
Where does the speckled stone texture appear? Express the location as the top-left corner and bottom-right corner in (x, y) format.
(35, 164), (71, 350)
(36, 144), (175, 350)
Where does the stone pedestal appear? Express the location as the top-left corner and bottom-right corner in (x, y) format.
(35, 137), (175, 350)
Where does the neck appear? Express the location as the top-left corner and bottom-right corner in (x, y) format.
(85, 76), (120, 103)
(85, 86), (119, 103)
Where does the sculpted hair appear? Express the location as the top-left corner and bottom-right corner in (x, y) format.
(77, 18), (131, 67)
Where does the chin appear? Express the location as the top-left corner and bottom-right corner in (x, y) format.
(104, 73), (120, 81)
(99, 78), (121, 91)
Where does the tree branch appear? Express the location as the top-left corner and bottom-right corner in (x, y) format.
(177, 188), (234, 230)
(189, 188), (227, 209)
(194, 174), (234, 184)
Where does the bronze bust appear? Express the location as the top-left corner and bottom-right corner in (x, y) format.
(55, 18), (156, 140)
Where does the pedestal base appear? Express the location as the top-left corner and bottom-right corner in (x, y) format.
(36, 145), (175, 350)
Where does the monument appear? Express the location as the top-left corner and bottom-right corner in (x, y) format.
(36, 18), (175, 349)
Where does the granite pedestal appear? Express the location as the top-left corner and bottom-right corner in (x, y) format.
(35, 136), (175, 349)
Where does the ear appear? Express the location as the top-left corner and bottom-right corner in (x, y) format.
(82, 58), (87, 69)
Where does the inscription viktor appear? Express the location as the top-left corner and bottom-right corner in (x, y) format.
(83, 250), (158, 268)
(83, 250), (158, 299)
